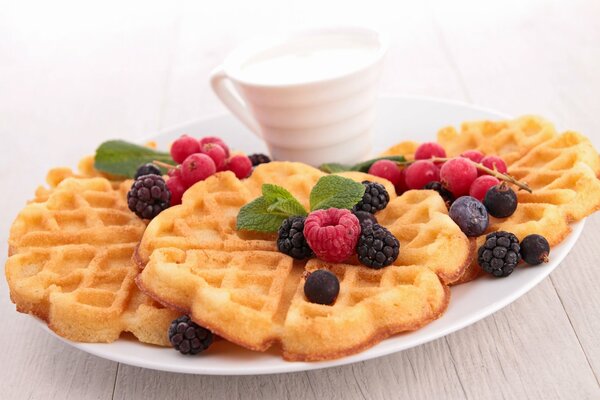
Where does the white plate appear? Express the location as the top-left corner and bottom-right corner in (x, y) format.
(37, 95), (585, 375)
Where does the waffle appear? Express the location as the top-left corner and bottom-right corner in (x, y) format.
(135, 162), (472, 360)
(6, 174), (177, 346)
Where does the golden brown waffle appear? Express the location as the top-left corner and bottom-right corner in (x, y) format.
(135, 162), (472, 360)
(6, 176), (177, 346)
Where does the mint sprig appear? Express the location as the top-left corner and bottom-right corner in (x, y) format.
(319, 155), (406, 173)
(237, 175), (366, 232)
(94, 140), (175, 178)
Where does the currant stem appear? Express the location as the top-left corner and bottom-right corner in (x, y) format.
(152, 160), (177, 170)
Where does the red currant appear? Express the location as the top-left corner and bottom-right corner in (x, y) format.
(414, 142), (446, 164)
(166, 175), (187, 206)
(171, 135), (200, 164)
(440, 157), (478, 197)
(480, 155), (507, 176)
(395, 168), (409, 194)
(469, 175), (500, 201)
(181, 153), (216, 186)
(200, 143), (227, 171)
(226, 154), (252, 179)
(404, 160), (440, 189)
(460, 150), (484, 164)
(368, 160), (402, 187)
(199, 136), (230, 158)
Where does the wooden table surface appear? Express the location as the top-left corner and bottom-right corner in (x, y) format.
(2, 1), (600, 399)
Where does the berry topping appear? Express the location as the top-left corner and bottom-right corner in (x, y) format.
(469, 175), (500, 201)
(168, 166), (182, 178)
(248, 153), (272, 167)
(304, 270), (340, 305)
(480, 155), (507, 176)
(483, 183), (518, 218)
(404, 160), (440, 190)
(356, 223), (400, 269)
(166, 175), (186, 206)
(414, 142), (447, 164)
(440, 157), (478, 197)
(353, 181), (390, 214)
(127, 174), (171, 219)
(200, 143), (227, 171)
(448, 196), (489, 237)
(135, 163), (161, 179)
(303, 208), (361, 263)
(199, 136), (230, 158)
(353, 210), (378, 227)
(277, 216), (313, 260)
(423, 181), (454, 207)
(368, 160), (402, 187)
(478, 231), (521, 277)
(168, 315), (213, 355)
(181, 153), (217, 186)
(226, 154), (253, 179)
(170, 135), (201, 164)
(520, 234), (550, 265)
(460, 150), (485, 164)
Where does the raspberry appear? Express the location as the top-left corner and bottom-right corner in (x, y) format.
(277, 216), (313, 259)
(127, 174), (171, 219)
(200, 143), (227, 171)
(356, 223), (399, 269)
(199, 136), (230, 158)
(440, 157), (478, 197)
(166, 175), (187, 206)
(460, 150), (485, 164)
(181, 153), (216, 186)
(353, 181), (390, 214)
(469, 175), (500, 201)
(480, 155), (507, 176)
(368, 160), (402, 187)
(168, 315), (213, 355)
(135, 163), (161, 179)
(395, 168), (409, 194)
(477, 231), (520, 277)
(226, 154), (253, 179)
(303, 208), (361, 263)
(248, 153), (271, 167)
(414, 142), (446, 165)
(171, 135), (201, 164)
(404, 160), (440, 190)
(304, 270), (340, 305)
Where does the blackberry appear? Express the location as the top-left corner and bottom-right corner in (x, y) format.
(423, 181), (454, 207)
(483, 183), (517, 218)
(168, 315), (213, 355)
(135, 163), (162, 179)
(127, 174), (171, 219)
(357, 223), (400, 269)
(477, 231), (521, 277)
(248, 153), (271, 167)
(520, 234), (550, 265)
(277, 216), (313, 259)
(353, 210), (378, 227)
(353, 181), (390, 214)
(304, 270), (340, 305)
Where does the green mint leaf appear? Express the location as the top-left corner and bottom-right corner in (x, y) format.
(319, 163), (352, 173)
(236, 197), (286, 232)
(310, 175), (365, 211)
(94, 140), (175, 178)
(262, 184), (307, 217)
(318, 155), (406, 174)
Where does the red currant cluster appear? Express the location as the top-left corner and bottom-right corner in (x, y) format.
(367, 142), (509, 201)
(166, 135), (252, 205)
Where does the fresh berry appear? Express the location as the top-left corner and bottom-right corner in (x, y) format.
(477, 231), (521, 277)
(356, 223), (400, 269)
(448, 196), (489, 237)
(135, 163), (162, 179)
(199, 136), (230, 158)
(395, 168), (409, 194)
(168, 166), (182, 178)
(181, 153), (216, 186)
(226, 154), (253, 179)
(415, 142), (446, 164)
(166, 176), (186, 206)
(353, 210), (378, 226)
(303, 208), (361, 263)
(480, 155), (507, 176)
(127, 174), (171, 219)
(440, 157), (478, 197)
(404, 160), (440, 190)
(277, 216), (313, 260)
(168, 315), (213, 355)
(304, 270), (340, 305)
(483, 183), (517, 218)
(248, 153), (271, 167)
(520, 234), (550, 265)
(460, 150), (485, 164)
(368, 160), (402, 187)
(353, 181), (390, 214)
(423, 181), (454, 207)
(200, 143), (227, 171)
(469, 175), (500, 201)
(171, 135), (201, 164)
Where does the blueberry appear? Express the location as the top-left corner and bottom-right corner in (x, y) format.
(304, 270), (340, 305)
(520, 234), (550, 265)
(135, 163), (162, 179)
(483, 183), (517, 218)
(449, 196), (489, 237)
